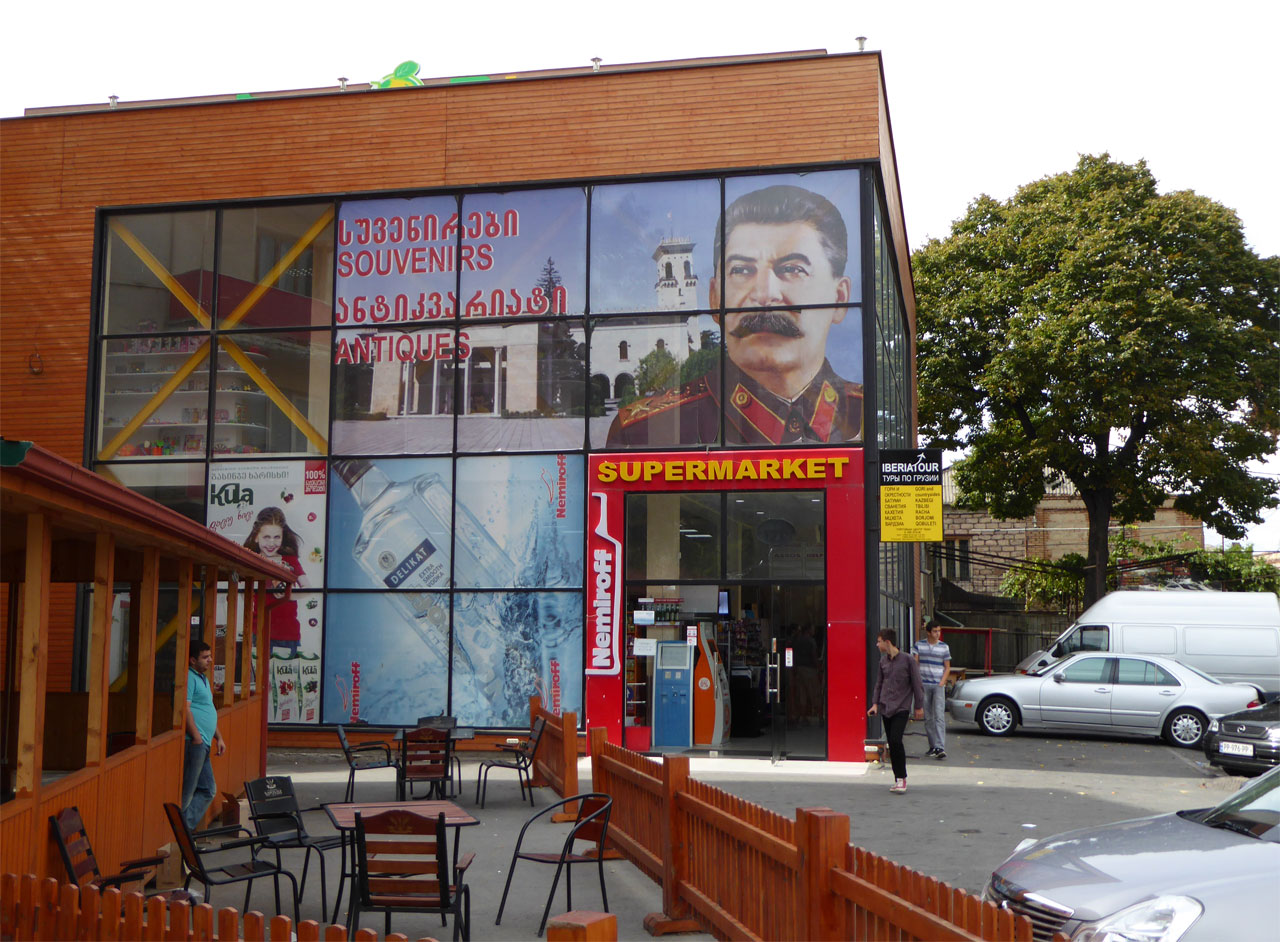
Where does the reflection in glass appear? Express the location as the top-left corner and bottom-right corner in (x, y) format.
(456, 319), (587, 452)
(212, 331), (329, 456)
(219, 204), (335, 329)
(453, 591), (582, 726)
(454, 454), (585, 589)
(95, 461), (207, 522)
(331, 328), (457, 455)
(589, 314), (721, 449)
(460, 188), (586, 317)
(103, 210), (216, 334)
(625, 492), (721, 581)
(727, 491), (824, 580)
(322, 592), (449, 724)
(590, 179), (719, 314)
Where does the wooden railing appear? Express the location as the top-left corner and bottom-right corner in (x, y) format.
(0, 872), (439, 941)
(528, 696), (579, 818)
(588, 728), (1034, 941)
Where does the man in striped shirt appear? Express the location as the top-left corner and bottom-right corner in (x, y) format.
(912, 621), (951, 759)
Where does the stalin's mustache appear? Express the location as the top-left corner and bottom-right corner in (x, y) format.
(729, 311), (803, 339)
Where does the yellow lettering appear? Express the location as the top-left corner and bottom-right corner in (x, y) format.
(736, 460), (759, 480)
(707, 460), (733, 481)
(759, 459), (780, 480)
(597, 460), (617, 483)
(806, 458), (826, 478)
(687, 460), (706, 481)
(620, 461), (641, 482)
(643, 461), (663, 481)
(666, 461), (684, 482)
(783, 458), (805, 479)
(828, 456), (849, 479)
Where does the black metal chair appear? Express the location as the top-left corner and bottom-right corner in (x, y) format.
(495, 793), (612, 936)
(416, 715), (464, 796)
(399, 725), (452, 801)
(50, 806), (191, 901)
(336, 724), (397, 802)
(351, 809), (472, 940)
(163, 801), (299, 924)
(244, 775), (344, 919)
(475, 716), (546, 808)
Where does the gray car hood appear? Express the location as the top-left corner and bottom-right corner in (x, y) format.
(995, 810), (1280, 924)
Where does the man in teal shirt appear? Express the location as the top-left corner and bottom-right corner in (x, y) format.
(182, 639), (225, 828)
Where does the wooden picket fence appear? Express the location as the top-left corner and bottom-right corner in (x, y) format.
(588, 728), (1035, 941)
(528, 696), (580, 819)
(0, 873), (442, 942)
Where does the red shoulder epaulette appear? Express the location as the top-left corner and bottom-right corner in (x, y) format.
(616, 381), (713, 428)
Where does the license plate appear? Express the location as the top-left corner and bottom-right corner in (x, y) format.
(1219, 742), (1254, 757)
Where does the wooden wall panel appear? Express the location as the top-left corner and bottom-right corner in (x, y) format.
(0, 803), (35, 877)
(139, 734), (183, 861)
(36, 771), (102, 880)
(96, 749), (152, 876)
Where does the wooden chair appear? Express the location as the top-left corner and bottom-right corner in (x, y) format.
(399, 725), (452, 801)
(244, 775), (344, 919)
(351, 809), (472, 940)
(495, 793), (612, 937)
(163, 801), (299, 924)
(416, 715), (463, 796)
(50, 806), (184, 898)
(336, 724), (397, 803)
(475, 715), (546, 808)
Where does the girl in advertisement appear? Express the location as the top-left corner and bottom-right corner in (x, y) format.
(245, 506), (311, 655)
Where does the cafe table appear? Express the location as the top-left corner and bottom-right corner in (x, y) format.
(322, 798), (479, 925)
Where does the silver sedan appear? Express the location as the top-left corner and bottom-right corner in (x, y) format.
(949, 653), (1262, 748)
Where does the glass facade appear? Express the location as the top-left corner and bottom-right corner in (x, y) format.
(90, 164), (912, 731)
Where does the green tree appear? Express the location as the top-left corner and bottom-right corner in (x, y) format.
(915, 154), (1279, 607)
(634, 347), (679, 396)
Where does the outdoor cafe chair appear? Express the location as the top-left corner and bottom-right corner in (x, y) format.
(351, 808), (472, 940)
(475, 715), (546, 808)
(336, 724), (397, 803)
(417, 714), (464, 796)
(399, 725), (452, 801)
(163, 801), (300, 924)
(244, 775), (344, 918)
(50, 806), (192, 902)
(495, 793), (612, 937)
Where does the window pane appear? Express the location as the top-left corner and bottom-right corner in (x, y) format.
(455, 319), (586, 452)
(1115, 658), (1155, 685)
(591, 314), (721, 449)
(454, 455), (584, 589)
(625, 492), (720, 582)
(95, 461), (207, 522)
(453, 591), (582, 726)
(459, 188), (586, 317)
(331, 327), (456, 455)
(212, 331), (329, 457)
(1061, 658), (1111, 683)
(727, 491), (824, 580)
(103, 210), (216, 334)
(590, 178), (719, 315)
(327, 457), (453, 590)
(322, 592), (449, 724)
(98, 337), (212, 460)
(219, 204), (334, 329)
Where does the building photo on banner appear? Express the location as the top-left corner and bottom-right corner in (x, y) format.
(324, 453), (584, 727)
(206, 460), (327, 723)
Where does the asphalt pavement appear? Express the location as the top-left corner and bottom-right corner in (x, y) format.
(230, 720), (1244, 939)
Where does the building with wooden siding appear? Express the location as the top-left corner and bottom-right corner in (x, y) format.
(1, 50), (918, 767)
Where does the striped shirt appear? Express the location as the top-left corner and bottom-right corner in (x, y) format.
(912, 639), (951, 685)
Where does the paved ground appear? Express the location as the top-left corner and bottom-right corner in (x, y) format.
(207, 720), (1246, 939)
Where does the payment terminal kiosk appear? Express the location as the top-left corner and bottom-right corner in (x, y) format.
(652, 641), (695, 749)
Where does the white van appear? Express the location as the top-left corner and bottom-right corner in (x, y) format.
(1020, 590), (1280, 696)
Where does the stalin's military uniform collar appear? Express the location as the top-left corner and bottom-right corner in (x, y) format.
(724, 358), (863, 445)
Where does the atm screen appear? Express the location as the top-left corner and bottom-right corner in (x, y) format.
(658, 644), (689, 669)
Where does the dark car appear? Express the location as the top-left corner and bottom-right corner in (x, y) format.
(1203, 700), (1280, 776)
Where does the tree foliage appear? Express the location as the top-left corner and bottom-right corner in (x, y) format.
(915, 154), (1279, 605)
(634, 347), (679, 396)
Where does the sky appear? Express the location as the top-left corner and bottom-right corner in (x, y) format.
(4, 0), (1278, 549)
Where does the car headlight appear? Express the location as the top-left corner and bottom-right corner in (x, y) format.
(1072, 895), (1202, 942)
(1207, 718), (1219, 733)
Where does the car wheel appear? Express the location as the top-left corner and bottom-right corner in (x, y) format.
(1163, 708), (1208, 748)
(977, 696), (1019, 736)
